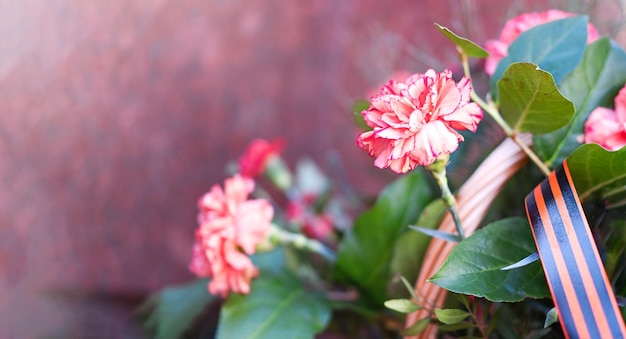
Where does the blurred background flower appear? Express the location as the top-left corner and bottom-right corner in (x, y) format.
(583, 85), (626, 150)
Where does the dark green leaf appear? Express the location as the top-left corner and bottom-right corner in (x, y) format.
(329, 299), (380, 321)
(497, 62), (574, 134)
(384, 299), (421, 313)
(334, 170), (434, 305)
(217, 270), (330, 339)
(429, 218), (550, 302)
(567, 143), (626, 206)
(389, 199), (445, 297)
(401, 317), (431, 336)
(491, 16), (588, 98)
(455, 293), (470, 310)
(534, 37), (626, 166)
(544, 307), (558, 328)
(138, 279), (214, 339)
(435, 308), (470, 325)
(604, 217), (626, 296)
(435, 23), (489, 58)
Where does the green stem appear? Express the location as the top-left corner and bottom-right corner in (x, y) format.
(458, 48), (551, 177)
(511, 134), (551, 176)
(459, 48), (512, 135)
(268, 226), (337, 262)
(428, 157), (464, 239)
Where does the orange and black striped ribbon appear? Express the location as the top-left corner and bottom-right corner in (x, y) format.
(525, 160), (626, 338)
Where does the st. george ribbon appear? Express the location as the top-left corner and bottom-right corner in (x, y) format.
(525, 160), (626, 338)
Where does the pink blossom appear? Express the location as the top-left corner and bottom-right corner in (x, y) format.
(301, 215), (334, 241)
(583, 86), (626, 151)
(189, 174), (273, 297)
(239, 139), (284, 178)
(484, 10), (600, 75)
(357, 69), (483, 173)
(286, 200), (334, 241)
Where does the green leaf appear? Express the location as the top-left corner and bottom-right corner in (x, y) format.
(217, 270), (331, 339)
(567, 143), (626, 206)
(334, 170), (434, 305)
(398, 275), (420, 301)
(401, 317), (431, 336)
(384, 299), (422, 313)
(534, 37), (626, 166)
(353, 100), (371, 131)
(497, 62), (574, 134)
(138, 279), (215, 339)
(491, 16), (588, 98)
(604, 217), (626, 296)
(435, 308), (470, 325)
(435, 23), (489, 58)
(544, 307), (558, 328)
(389, 199), (445, 296)
(429, 218), (550, 302)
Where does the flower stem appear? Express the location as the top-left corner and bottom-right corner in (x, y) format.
(458, 48), (551, 177)
(427, 155), (464, 239)
(431, 169), (464, 240)
(510, 134), (551, 176)
(268, 226), (337, 262)
(459, 48), (512, 135)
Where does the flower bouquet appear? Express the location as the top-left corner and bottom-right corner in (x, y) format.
(138, 9), (626, 338)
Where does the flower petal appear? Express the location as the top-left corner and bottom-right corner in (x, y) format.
(441, 102), (483, 132)
(584, 107), (626, 151)
(433, 75), (461, 117)
(411, 121), (462, 166)
(615, 86), (626, 124)
(235, 199), (273, 254)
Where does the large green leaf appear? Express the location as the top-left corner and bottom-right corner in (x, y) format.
(389, 199), (445, 296)
(497, 62), (574, 134)
(435, 23), (489, 58)
(534, 37), (626, 166)
(567, 143), (626, 205)
(217, 250), (331, 339)
(490, 16), (588, 98)
(429, 218), (549, 302)
(334, 170), (434, 305)
(138, 278), (215, 339)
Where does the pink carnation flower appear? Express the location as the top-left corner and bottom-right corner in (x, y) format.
(239, 139), (284, 178)
(583, 86), (626, 151)
(357, 69), (483, 173)
(484, 10), (600, 75)
(189, 174), (273, 297)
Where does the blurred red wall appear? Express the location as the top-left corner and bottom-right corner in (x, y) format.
(0, 0), (622, 337)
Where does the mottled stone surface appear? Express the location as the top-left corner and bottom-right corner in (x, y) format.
(0, 0), (621, 337)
